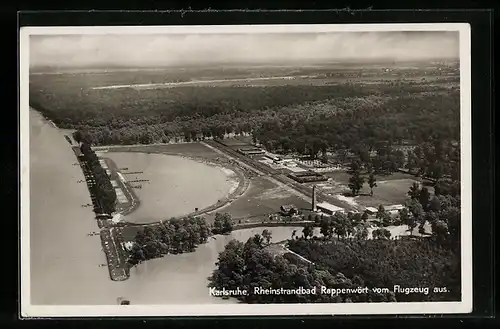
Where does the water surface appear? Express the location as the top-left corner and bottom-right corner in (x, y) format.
(104, 152), (235, 223)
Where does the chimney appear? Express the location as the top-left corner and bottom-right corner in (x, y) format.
(312, 185), (317, 211)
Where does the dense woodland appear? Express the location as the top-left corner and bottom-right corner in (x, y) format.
(30, 77), (458, 149)
(78, 142), (117, 214)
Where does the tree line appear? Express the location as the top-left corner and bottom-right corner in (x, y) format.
(127, 216), (211, 266)
(78, 141), (117, 214)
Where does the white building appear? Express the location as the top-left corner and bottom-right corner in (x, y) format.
(316, 202), (345, 215)
(385, 204), (405, 214)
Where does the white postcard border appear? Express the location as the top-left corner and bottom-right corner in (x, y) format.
(20, 23), (472, 317)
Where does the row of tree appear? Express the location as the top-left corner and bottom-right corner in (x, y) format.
(79, 141), (117, 214)
(127, 216), (211, 266)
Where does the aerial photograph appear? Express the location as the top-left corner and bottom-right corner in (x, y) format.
(23, 26), (466, 312)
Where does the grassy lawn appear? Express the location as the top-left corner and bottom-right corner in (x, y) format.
(354, 178), (419, 207)
(324, 169), (418, 184)
(205, 176), (310, 225)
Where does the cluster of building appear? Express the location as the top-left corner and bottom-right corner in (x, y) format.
(280, 185), (405, 219)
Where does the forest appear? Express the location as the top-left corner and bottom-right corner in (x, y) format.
(253, 90), (460, 159)
(29, 75), (458, 150)
(209, 180), (461, 303)
(78, 141), (117, 214)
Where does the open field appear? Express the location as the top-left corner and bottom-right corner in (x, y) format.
(318, 169), (436, 208)
(31, 62), (460, 88)
(355, 179), (422, 208)
(90, 74), (460, 90)
(204, 176), (310, 224)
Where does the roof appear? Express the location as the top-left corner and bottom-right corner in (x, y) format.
(385, 204), (405, 211)
(316, 202), (344, 212)
(365, 207), (378, 213)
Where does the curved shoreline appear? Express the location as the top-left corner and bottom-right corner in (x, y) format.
(104, 151), (250, 227)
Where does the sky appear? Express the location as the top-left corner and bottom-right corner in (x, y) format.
(29, 31), (459, 68)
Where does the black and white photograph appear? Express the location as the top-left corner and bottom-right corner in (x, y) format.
(20, 24), (472, 317)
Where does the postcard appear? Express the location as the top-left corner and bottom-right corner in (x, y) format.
(19, 23), (472, 317)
